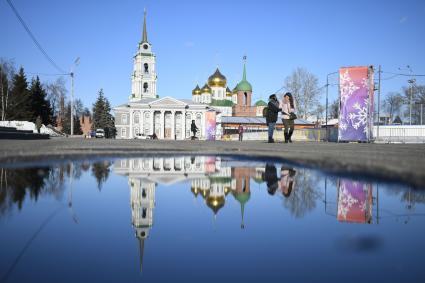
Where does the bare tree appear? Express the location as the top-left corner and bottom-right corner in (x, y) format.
(330, 99), (339, 119)
(383, 92), (404, 124)
(284, 67), (321, 119)
(44, 77), (67, 126)
(0, 59), (16, 121)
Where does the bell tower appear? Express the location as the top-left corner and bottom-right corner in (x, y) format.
(131, 9), (157, 101)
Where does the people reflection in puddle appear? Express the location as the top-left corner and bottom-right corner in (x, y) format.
(264, 163), (279, 195)
(279, 166), (296, 197)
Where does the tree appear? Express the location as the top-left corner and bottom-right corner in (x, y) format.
(62, 102), (82, 135)
(284, 67), (321, 119)
(402, 84), (425, 124)
(8, 67), (33, 121)
(29, 76), (53, 125)
(92, 89), (116, 138)
(383, 92), (404, 124)
(330, 99), (339, 119)
(45, 77), (67, 126)
(1, 58), (15, 121)
(314, 104), (325, 122)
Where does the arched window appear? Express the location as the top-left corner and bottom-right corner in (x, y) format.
(134, 112), (140, 124)
(144, 63), (149, 73)
(244, 92), (248, 105)
(143, 82), (148, 93)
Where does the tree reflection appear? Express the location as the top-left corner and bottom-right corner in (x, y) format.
(91, 161), (112, 190)
(280, 168), (323, 218)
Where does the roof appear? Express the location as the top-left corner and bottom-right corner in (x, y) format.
(221, 116), (314, 125)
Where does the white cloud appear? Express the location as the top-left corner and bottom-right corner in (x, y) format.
(399, 16), (408, 24)
(184, 41), (195, 48)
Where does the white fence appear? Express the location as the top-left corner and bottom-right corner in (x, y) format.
(373, 125), (425, 143)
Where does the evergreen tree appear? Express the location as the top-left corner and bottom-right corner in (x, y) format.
(92, 89), (116, 138)
(0, 65), (10, 121)
(29, 76), (53, 125)
(8, 67), (33, 121)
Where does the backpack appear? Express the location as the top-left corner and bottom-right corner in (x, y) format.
(262, 107), (268, 118)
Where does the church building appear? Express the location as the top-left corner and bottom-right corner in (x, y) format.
(114, 11), (214, 140)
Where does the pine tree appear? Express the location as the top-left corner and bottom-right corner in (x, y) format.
(92, 89), (105, 131)
(91, 89), (116, 138)
(29, 76), (53, 125)
(8, 67), (33, 121)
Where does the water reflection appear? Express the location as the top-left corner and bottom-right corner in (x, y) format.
(1, 156), (425, 281)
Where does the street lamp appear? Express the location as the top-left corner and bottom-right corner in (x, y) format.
(408, 78), (416, 125)
(326, 71), (338, 141)
(70, 57), (80, 136)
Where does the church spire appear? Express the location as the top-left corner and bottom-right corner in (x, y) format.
(138, 237), (145, 273)
(142, 9), (148, 43)
(242, 55), (247, 81)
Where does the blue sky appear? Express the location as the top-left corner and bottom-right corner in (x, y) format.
(1, 0), (425, 109)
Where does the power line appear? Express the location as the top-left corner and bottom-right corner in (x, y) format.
(382, 71), (425, 77)
(6, 0), (67, 74)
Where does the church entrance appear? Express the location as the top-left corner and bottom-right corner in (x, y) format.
(164, 111), (172, 139)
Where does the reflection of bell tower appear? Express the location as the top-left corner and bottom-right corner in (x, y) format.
(232, 167), (252, 229)
(130, 177), (156, 272)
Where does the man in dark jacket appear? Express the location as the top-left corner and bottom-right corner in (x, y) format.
(191, 120), (198, 139)
(266, 94), (281, 143)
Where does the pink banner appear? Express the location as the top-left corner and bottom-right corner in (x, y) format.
(205, 111), (216, 141)
(338, 66), (374, 142)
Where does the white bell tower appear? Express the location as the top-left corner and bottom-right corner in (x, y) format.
(131, 9), (157, 101)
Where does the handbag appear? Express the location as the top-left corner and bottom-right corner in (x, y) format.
(289, 113), (297, 120)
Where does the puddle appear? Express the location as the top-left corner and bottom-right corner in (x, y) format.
(0, 156), (424, 282)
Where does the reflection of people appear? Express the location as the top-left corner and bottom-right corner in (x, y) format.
(281, 92), (297, 143)
(280, 166), (296, 197)
(264, 163), (278, 195)
(238, 124), (244, 141)
(266, 94), (281, 143)
(191, 120), (198, 139)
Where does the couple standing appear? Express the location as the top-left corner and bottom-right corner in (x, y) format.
(266, 92), (297, 143)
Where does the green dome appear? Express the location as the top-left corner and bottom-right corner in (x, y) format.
(236, 80), (252, 92)
(233, 192), (251, 205)
(254, 100), (267, 106)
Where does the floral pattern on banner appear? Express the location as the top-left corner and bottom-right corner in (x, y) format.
(338, 67), (374, 142)
(337, 179), (373, 223)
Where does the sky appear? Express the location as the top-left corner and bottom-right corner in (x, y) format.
(1, 0), (425, 110)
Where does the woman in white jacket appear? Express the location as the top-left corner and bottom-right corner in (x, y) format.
(281, 92), (297, 143)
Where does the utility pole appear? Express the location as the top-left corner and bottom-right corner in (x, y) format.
(69, 57), (80, 136)
(70, 71), (74, 135)
(326, 71), (338, 142)
(377, 65), (381, 139)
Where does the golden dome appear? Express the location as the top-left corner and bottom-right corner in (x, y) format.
(226, 87), (232, 97)
(206, 195), (225, 214)
(192, 85), (201, 95)
(208, 68), (227, 87)
(201, 83), (212, 94)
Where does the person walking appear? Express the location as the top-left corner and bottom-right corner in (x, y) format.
(238, 124), (244, 141)
(266, 94), (281, 143)
(281, 92), (297, 143)
(35, 115), (42, 134)
(190, 120), (198, 140)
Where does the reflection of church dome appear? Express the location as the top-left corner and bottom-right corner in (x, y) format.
(200, 189), (209, 199)
(201, 83), (212, 94)
(208, 68), (227, 87)
(226, 87), (232, 97)
(206, 195), (225, 214)
(233, 191), (251, 229)
(191, 186), (199, 197)
(192, 85), (201, 95)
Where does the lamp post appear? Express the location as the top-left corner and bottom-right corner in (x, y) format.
(326, 71), (338, 141)
(408, 78), (416, 125)
(70, 57), (80, 136)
